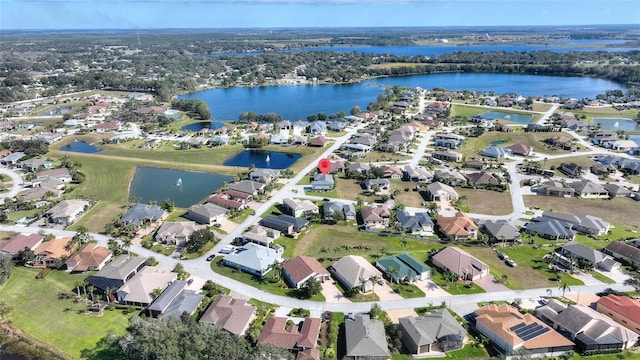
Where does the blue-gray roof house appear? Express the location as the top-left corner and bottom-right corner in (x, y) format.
(261, 214), (310, 235)
(120, 204), (166, 227)
(222, 243), (284, 277)
(147, 280), (204, 319)
(323, 201), (356, 221)
(311, 173), (334, 191)
(307, 121), (327, 136)
(396, 210), (434, 234)
(481, 146), (512, 158)
(524, 218), (575, 240)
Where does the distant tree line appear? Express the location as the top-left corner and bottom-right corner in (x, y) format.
(0, 140), (48, 157)
(171, 99), (211, 120)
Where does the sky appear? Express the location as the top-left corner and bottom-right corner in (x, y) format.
(1, 0), (639, 30)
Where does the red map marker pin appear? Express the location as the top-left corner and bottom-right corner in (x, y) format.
(318, 158), (331, 175)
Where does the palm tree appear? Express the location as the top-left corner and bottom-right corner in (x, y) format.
(105, 287), (113, 304)
(369, 275), (378, 294)
(73, 280), (84, 299)
(121, 238), (133, 255)
(400, 240), (408, 253)
(87, 285), (96, 304)
(546, 288), (553, 298)
(558, 281), (571, 298)
(269, 261), (283, 284)
(152, 288), (163, 299)
(359, 277), (367, 299)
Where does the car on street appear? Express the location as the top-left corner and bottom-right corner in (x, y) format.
(206, 254), (215, 261)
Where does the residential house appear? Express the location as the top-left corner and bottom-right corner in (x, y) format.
(85, 255), (146, 293)
(222, 243), (284, 277)
(282, 198), (319, 218)
(155, 221), (205, 247)
(481, 146), (512, 158)
(360, 206), (391, 229)
(396, 210), (434, 235)
(0, 233), (45, 258)
(207, 193), (246, 211)
(426, 181), (459, 201)
(92, 120), (121, 133)
(308, 136), (330, 147)
(399, 311), (466, 355)
(283, 256), (331, 289)
(249, 168), (281, 184)
(347, 162), (371, 175)
(31, 237), (72, 268)
(477, 219), (521, 244)
(431, 247), (489, 281)
(186, 203), (228, 225)
(609, 140), (638, 151)
(466, 171), (500, 187)
(403, 165), (433, 183)
(116, 267), (177, 307)
(596, 295), (640, 334)
(536, 211), (610, 236)
(258, 317), (321, 357)
(228, 180), (266, 196)
(604, 241), (640, 267)
(506, 143), (534, 156)
(65, 243), (112, 272)
(524, 219), (576, 241)
(307, 121), (327, 136)
(466, 159), (489, 170)
(330, 255), (382, 293)
(351, 134), (377, 147)
(536, 181), (575, 197)
(560, 163), (586, 178)
(473, 304), (574, 359)
(323, 201), (356, 222)
(436, 212), (478, 241)
(199, 294), (257, 336)
(0, 152), (25, 166)
(35, 168), (73, 183)
(241, 225), (281, 247)
(261, 214), (310, 236)
(310, 173), (334, 191)
(431, 150), (463, 163)
(120, 203), (165, 228)
(603, 183), (632, 199)
(270, 134), (289, 145)
(45, 199), (90, 226)
(536, 300), (638, 354)
(20, 158), (53, 172)
(375, 253), (430, 283)
(433, 169), (467, 186)
(434, 133), (464, 149)
(345, 315), (391, 360)
(363, 179), (390, 195)
(147, 280), (204, 319)
(379, 165), (403, 179)
(558, 241), (619, 271)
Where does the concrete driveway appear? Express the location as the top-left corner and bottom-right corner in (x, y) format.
(373, 281), (403, 301)
(321, 281), (351, 303)
(475, 274), (510, 292)
(595, 267), (629, 284)
(415, 279), (449, 297)
(570, 271), (604, 286)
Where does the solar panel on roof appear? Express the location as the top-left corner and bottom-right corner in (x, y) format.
(509, 323), (527, 332)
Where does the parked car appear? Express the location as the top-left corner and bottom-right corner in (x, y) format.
(206, 254), (215, 261)
(505, 258), (517, 267)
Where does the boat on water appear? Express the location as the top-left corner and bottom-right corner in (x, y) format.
(266, 154), (270, 162)
(176, 178), (183, 186)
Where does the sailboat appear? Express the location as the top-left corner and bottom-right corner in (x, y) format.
(266, 154), (270, 162)
(614, 121), (619, 127)
(176, 178), (183, 186)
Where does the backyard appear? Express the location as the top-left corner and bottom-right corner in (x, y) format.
(455, 188), (513, 215)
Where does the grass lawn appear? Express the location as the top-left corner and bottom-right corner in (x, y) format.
(69, 202), (124, 234)
(7, 209), (40, 223)
(445, 344), (489, 359)
(0, 267), (134, 359)
(430, 268), (486, 295)
(390, 283), (426, 299)
(334, 178), (377, 203)
(590, 271), (615, 284)
(229, 208), (255, 224)
(360, 151), (410, 163)
(164, 207), (189, 222)
(390, 180), (427, 207)
(524, 196), (640, 228)
(568, 107), (639, 122)
(450, 104), (487, 118)
(455, 188), (513, 215)
(211, 258), (325, 302)
(457, 130), (573, 160)
(531, 103), (553, 112)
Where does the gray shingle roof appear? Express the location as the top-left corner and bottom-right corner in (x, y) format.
(345, 315), (390, 358)
(399, 311), (466, 349)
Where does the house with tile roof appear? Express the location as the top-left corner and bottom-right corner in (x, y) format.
(466, 171), (501, 187)
(330, 255), (382, 293)
(283, 255), (331, 289)
(31, 237), (72, 268)
(155, 221), (205, 246)
(536, 181), (575, 197)
(596, 295), (640, 334)
(375, 253), (430, 283)
(199, 294), (256, 336)
(147, 280), (204, 319)
(360, 206), (391, 229)
(116, 267), (176, 306)
(222, 243), (284, 277)
(399, 310), (466, 354)
(207, 192), (247, 211)
(436, 212), (478, 241)
(536, 300), (638, 354)
(0, 233), (44, 257)
(473, 304), (574, 359)
(431, 247), (489, 281)
(65, 243), (112, 273)
(506, 143), (534, 156)
(228, 180), (266, 196)
(345, 315), (390, 360)
(249, 168), (281, 184)
(257, 317), (321, 359)
(604, 241), (640, 267)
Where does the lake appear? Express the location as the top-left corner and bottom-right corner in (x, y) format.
(223, 150), (302, 169)
(129, 167), (232, 208)
(59, 141), (102, 153)
(180, 73), (627, 121)
(180, 121), (225, 132)
(38, 106), (72, 116)
(592, 117), (640, 131)
(480, 111), (534, 124)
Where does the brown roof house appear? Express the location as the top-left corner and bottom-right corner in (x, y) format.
(431, 247), (489, 281)
(604, 241), (640, 267)
(473, 304), (574, 359)
(436, 212), (478, 241)
(283, 255), (331, 289)
(31, 237), (72, 268)
(199, 294), (257, 336)
(65, 243), (113, 273)
(596, 295), (640, 334)
(360, 205), (391, 229)
(0, 233), (44, 257)
(257, 317), (321, 358)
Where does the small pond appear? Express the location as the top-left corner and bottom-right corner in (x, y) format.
(129, 167), (233, 208)
(180, 121), (225, 132)
(38, 106), (72, 116)
(480, 111), (534, 124)
(592, 117), (640, 132)
(490, 140), (508, 146)
(59, 141), (102, 153)
(223, 150), (302, 169)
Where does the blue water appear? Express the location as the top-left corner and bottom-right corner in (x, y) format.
(39, 106), (72, 116)
(593, 117), (640, 131)
(180, 73), (627, 121)
(223, 150), (302, 169)
(490, 140), (508, 146)
(480, 111), (535, 124)
(59, 141), (102, 153)
(129, 167), (232, 208)
(629, 135), (640, 143)
(180, 121), (225, 132)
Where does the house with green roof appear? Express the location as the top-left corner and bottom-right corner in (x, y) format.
(375, 253), (430, 283)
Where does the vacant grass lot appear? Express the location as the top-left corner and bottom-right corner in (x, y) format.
(361, 151), (410, 163)
(69, 202), (125, 233)
(0, 267), (133, 359)
(568, 107), (639, 122)
(457, 130), (574, 160)
(335, 178), (377, 203)
(524, 196), (640, 228)
(455, 188), (513, 215)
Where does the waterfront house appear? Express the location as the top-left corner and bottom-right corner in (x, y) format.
(186, 203), (228, 225)
(120, 203), (165, 228)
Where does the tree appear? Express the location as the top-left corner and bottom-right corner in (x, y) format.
(173, 263), (188, 280)
(269, 261), (284, 284)
(301, 277), (322, 298)
(370, 303), (383, 319)
(121, 238), (133, 255)
(187, 229), (215, 253)
(558, 281), (571, 297)
(160, 199), (175, 212)
(0, 254), (13, 285)
(350, 105), (361, 116)
(623, 273), (640, 294)
(546, 288), (553, 297)
(17, 247), (35, 265)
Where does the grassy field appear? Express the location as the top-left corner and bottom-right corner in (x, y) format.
(335, 178), (377, 203)
(568, 107), (639, 123)
(360, 151), (411, 163)
(390, 283), (426, 298)
(524, 196), (640, 228)
(457, 129), (574, 160)
(0, 267), (134, 359)
(69, 202), (125, 233)
(455, 188), (513, 215)
(430, 268), (486, 295)
(389, 183), (426, 207)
